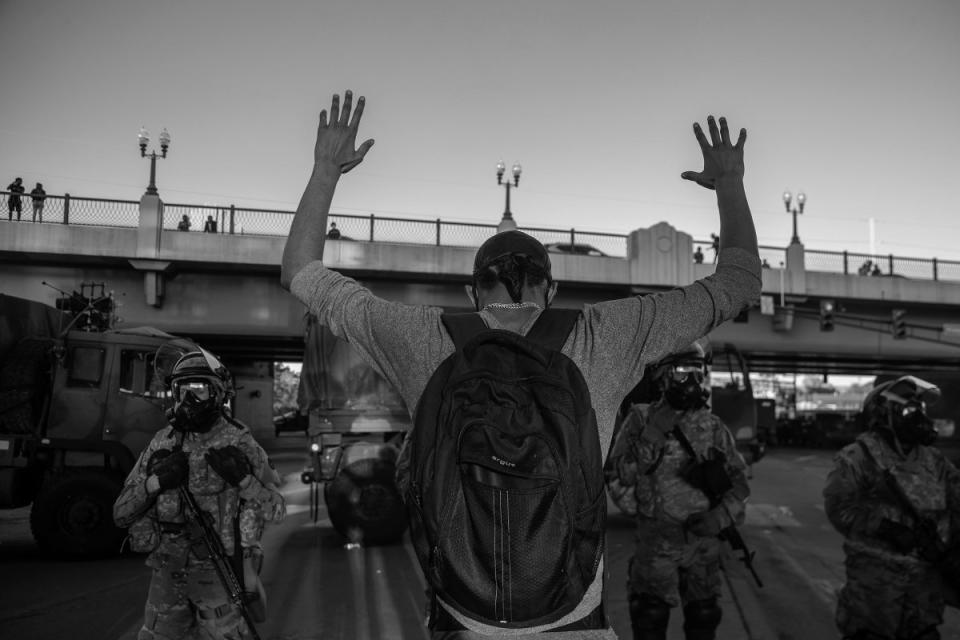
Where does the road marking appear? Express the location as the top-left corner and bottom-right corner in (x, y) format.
(347, 544), (372, 640)
(745, 503), (802, 528)
(368, 546), (406, 639)
(768, 541), (840, 609)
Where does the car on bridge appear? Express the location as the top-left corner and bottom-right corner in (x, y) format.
(544, 242), (608, 257)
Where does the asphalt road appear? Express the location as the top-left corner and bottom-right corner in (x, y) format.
(3, 445), (960, 639)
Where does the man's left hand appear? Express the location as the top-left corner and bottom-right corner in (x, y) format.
(681, 115), (746, 190)
(205, 445), (252, 486)
(686, 506), (732, 537)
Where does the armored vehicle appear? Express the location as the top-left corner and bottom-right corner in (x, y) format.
(0, 284), (199, 556)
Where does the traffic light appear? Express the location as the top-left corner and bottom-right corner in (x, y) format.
(892, 309), (907, 339)
(819, 299), (835, 331)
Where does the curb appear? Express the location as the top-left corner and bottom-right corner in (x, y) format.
(723, 558), (778, 640)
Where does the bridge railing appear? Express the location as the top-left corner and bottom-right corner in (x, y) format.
(162, 203), (630, 256)
(4, 191), (959, 281)
(0, 192), (141, 227)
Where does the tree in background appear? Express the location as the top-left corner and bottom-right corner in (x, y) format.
(273, 363), (300, 415)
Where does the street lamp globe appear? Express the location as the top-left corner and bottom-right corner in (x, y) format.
(138, 127), (149, 157)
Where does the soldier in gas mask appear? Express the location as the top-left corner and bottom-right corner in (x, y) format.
(606, 338), (750, 640)
(114, 349), (285, 640)
(824, 376), (960, 640)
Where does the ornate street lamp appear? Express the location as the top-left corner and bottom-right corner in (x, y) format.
(496, 160), (522, 232)
(783, 189), (806, 244)
(138, 126), (171, 196)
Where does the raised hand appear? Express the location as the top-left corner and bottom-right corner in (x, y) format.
(681, 115), (746, 190)
(315, 90), (375, 174)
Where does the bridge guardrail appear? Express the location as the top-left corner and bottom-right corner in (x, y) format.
(4, 191), (959, 282)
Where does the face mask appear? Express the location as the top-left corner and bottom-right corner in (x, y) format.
(892, 402), (937, 447)
(663, 368), (709, 410)
(170, 379), (222, 432)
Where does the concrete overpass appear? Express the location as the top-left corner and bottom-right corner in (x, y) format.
(1, 191), (959, 375)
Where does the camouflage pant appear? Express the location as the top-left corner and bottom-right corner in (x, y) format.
(628, 518), (723, 608)
(138, 565), (252, 640)
(836, 549), (944, 639)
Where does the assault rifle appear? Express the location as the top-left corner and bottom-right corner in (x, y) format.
(672, 425), (763, 588)
(179, 484), (262, 640)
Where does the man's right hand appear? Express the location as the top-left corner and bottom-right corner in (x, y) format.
(148, 449), (189, 491)
(314, 90), (375, 174)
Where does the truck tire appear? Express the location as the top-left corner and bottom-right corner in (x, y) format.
(324, 442), (407, 546)
(0, 337), (54, 435)
(30, 469), (126, 557)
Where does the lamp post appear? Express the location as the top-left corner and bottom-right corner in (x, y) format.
(138, 126), (171, 196)
(496, 160), (522, 232)
(782, 189), (806, 244)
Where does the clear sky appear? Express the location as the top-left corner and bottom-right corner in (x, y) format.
(2, 0), (959, 260)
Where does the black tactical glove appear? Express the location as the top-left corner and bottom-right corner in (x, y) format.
(685, 506), (732, 538)
(148, 449), (189, 491)
(876, 518), (917, 554)
(941, 547), (960, 589)
(205, 445), (251, 486)
(913, 519), (945, 563)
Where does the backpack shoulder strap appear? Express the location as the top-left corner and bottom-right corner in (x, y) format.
(525, 308), (581, 351)
(441, 312), (488, 350)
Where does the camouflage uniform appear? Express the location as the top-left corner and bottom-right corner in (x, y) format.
(114, 417), (285, 640)
(824, 431), (960, 640)
(608, 400), (749, 608)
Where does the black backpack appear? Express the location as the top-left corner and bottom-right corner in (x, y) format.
(406, 309), (606, 628)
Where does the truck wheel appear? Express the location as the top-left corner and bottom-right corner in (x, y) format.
(30, 469), (126, 557)
(0, 338), (53, 435)
(324, 443), (407, 546)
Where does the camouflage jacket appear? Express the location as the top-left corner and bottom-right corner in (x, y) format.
(606, 401), (749, 524)
(113, 417), (285, 564)
(824, 431), (960, 560)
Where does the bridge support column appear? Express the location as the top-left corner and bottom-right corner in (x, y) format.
(137, 192), (164, 259)
(128, 259), (172, 308)
(627, 222), (694, 287)
(784, 241), (806, 295)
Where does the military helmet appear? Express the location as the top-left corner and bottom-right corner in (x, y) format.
(657, 336), (711, 369)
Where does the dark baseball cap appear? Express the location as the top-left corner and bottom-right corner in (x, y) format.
(472, 230), (552, 278)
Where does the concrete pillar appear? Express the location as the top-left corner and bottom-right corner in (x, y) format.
(784, 241), (806, 295)
(137, 192), (164, 259)
(128, 258), (172, 308)
(134, 193), (169, 307)
(627, 222), (694, 287)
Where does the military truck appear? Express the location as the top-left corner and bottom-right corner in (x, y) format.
(0, 283), (200, 556)
(296, 316), (409, 546)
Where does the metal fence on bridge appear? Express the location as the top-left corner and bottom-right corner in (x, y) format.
(4, 191), (959, 282)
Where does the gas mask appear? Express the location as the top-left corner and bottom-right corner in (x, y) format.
(890, 401), (937, 448)
(864, 376), (941, 450)
(662, 362), (710, 411)
(170, 377), (223, 433)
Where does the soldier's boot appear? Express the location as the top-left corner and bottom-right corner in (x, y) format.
(628, 593), (670, 640)
(682, 597), (722, 640)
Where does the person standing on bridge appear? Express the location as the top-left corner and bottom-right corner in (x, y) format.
(114, 349), (285, 640)
(280, 90), (761, 638)
(6, 176), (24, 221)
(30, 182), (46, 222)
(606, 339), (750, 640)
(824, 375), (960, 640)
